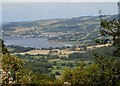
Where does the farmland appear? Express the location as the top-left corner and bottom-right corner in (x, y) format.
(10, 43), (113, 79)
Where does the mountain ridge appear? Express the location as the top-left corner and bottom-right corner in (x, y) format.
(2, 14), (117, 31)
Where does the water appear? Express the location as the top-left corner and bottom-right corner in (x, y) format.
(3, 37), (72, 49)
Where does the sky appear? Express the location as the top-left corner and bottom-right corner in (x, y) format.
(1, 0), (120, 2)
(1, 1), (119, 24)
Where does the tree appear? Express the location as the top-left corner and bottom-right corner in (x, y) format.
(1, 39), (55, 85)
(66, 62), (73, 68)
(1, 39), (23, 84)
(100, 19), (120, 56)
(62, 18), (120, 86)
(55, 72), (60, 75)
(62, 55), (120, 85)
(0, 39), (9, 54)
(2, 52), (23, 84)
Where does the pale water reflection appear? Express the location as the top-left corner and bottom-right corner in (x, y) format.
(3, 37), (73, 49)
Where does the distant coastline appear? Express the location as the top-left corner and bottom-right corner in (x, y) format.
(3, 36), (73, 49)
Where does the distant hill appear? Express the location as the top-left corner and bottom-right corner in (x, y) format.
(2, 15), (118, 46)
(2, 15), (117, 32)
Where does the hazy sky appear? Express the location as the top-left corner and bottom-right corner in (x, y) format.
(1, 0), (120, 2)
(2, 2), (118, 23)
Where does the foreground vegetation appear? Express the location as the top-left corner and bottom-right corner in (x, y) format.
(1, 19), (120, 85)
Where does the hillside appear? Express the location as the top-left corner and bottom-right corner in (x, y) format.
(1, 15), (120, 85)
(2, 15), (118, 46)
(2, 15), (117, 31)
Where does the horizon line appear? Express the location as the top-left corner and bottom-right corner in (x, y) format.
(2, 14), (117, 24)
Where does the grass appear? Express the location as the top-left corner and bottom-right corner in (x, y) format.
(50, 59), (91, 75)
(51, 65), (67, 74)
(16, 49), (82, 57)
(12, 48), (92, 76)
(48, 59), (60, 62)
(65, 41), (80, 44)
(18, 50), (49, 55)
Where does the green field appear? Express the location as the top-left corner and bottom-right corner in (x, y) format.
(48, 59), (90, 75)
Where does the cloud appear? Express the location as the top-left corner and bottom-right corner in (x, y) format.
(1, 0), (120, 2)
